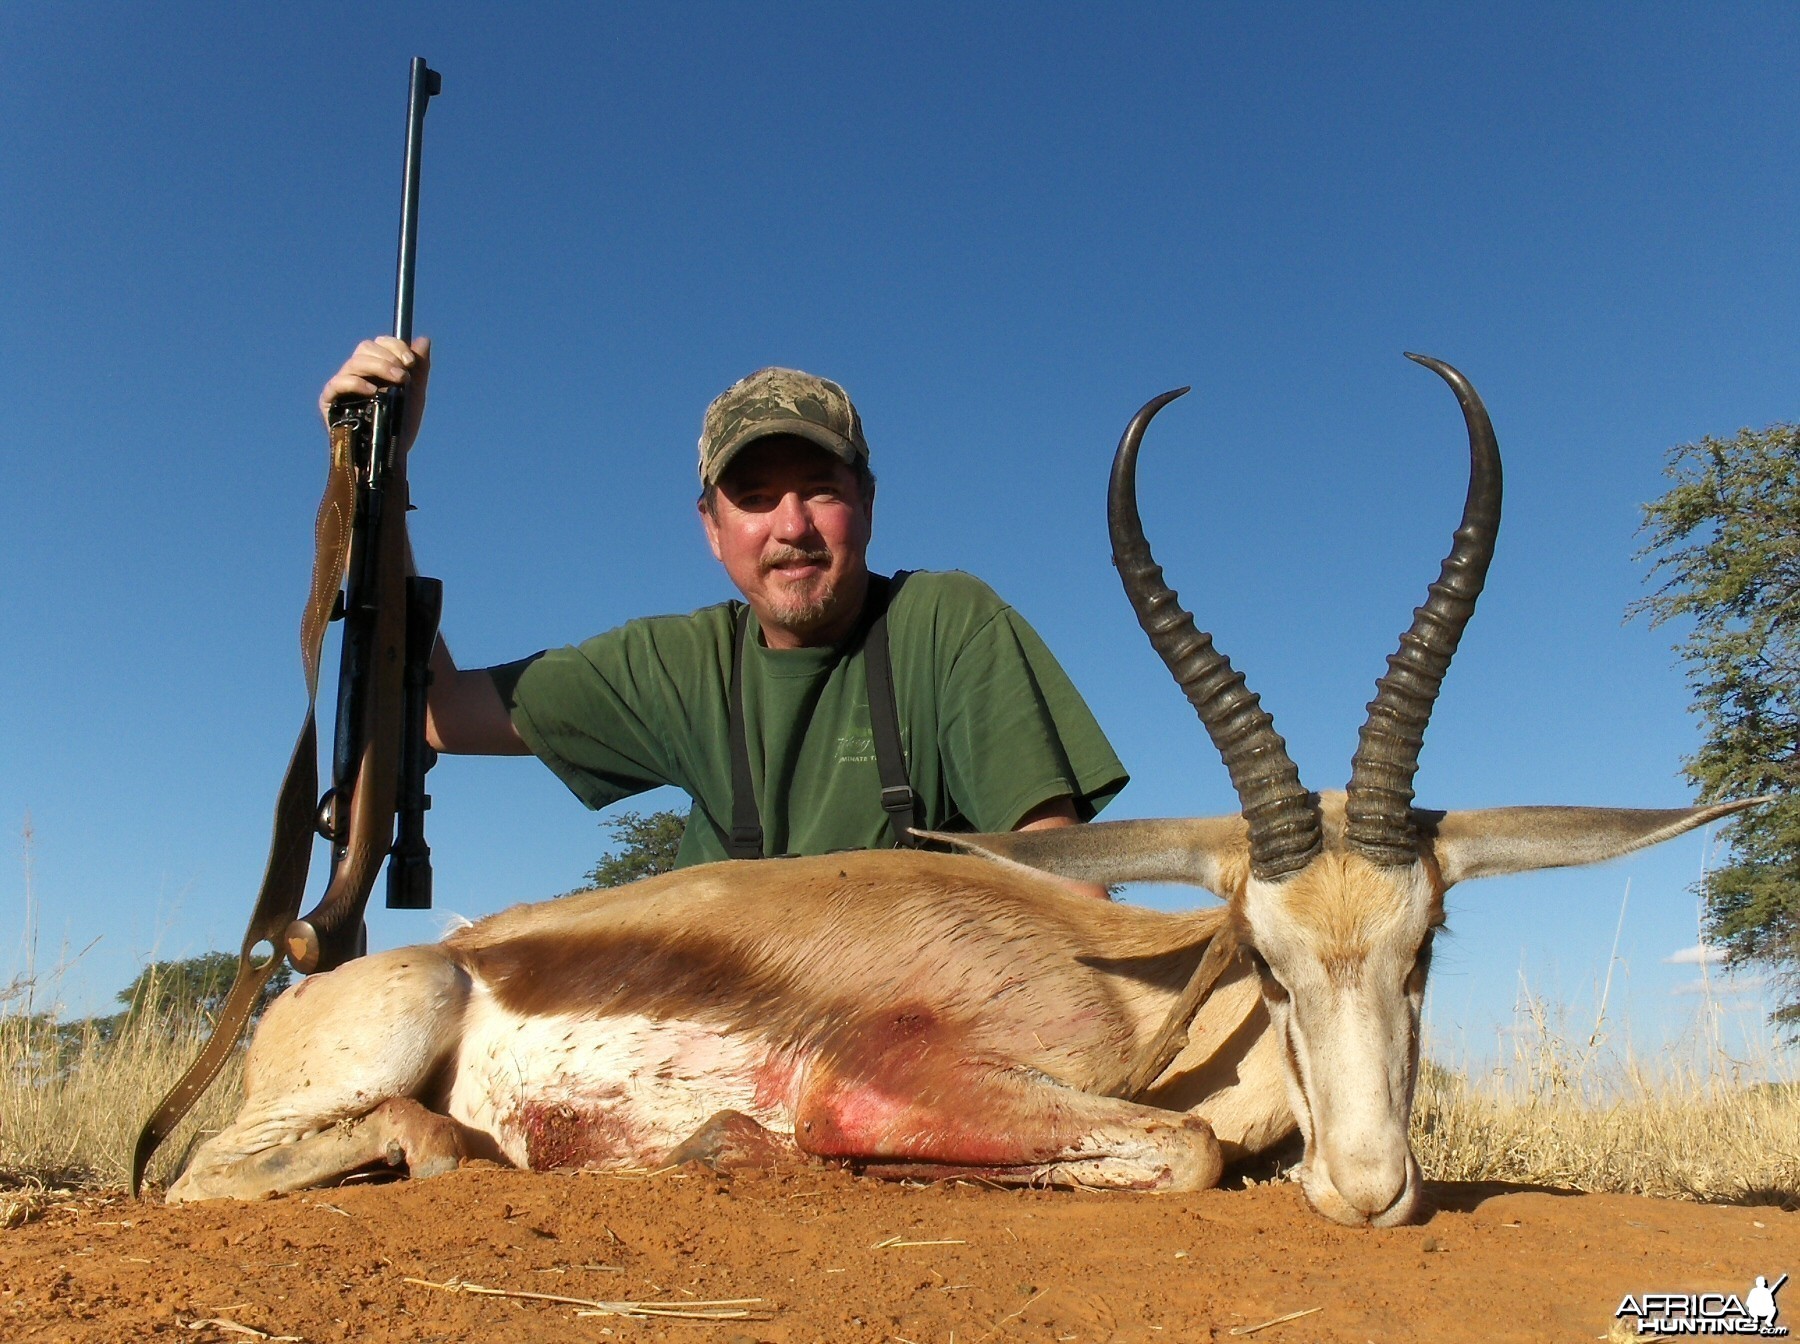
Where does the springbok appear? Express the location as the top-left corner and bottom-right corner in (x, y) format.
(167, 355), (1755, 1225)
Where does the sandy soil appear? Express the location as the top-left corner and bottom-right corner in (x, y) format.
(2, 1165), (1795, 1343)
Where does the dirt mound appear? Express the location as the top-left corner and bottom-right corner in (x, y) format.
(1, 1165), (1793, 1342)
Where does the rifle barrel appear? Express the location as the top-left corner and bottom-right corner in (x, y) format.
(393, 57), (441, 343)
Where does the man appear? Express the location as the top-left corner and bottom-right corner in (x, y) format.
(323, 338), (1126, 896)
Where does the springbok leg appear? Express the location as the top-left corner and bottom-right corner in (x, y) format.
(793, 1010), (1223, 1191)
(166, 947), (471, 1202)
(667, 1110), (803, 1171)
(167, 1097), (474, 1202)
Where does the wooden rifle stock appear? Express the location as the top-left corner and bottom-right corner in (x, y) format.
(131, 58), (443, 1195)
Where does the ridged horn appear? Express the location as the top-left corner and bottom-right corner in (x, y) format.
(1110, 388), (1321, 881)
(1344, 353), (1503, 866)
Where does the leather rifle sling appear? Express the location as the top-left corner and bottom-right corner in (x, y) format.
(283, 411), (411, 975)
(130, 415), (365, 1196)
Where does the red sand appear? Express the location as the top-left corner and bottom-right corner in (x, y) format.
(3, 1164), (1796, 1343)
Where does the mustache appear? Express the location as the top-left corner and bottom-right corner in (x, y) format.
(761, 546), (831, 574)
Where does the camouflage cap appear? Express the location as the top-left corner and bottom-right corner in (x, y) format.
(698, 367), (869, 486)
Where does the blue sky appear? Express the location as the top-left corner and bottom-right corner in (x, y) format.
(3, 3), (1793, 1059)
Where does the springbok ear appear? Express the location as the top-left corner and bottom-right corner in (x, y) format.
(920, 816), (1251, 899)
(1418, 798), (1768, 887)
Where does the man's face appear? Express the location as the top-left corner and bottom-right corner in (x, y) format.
(699, 436), (874, 649)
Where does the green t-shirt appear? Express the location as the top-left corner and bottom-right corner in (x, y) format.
(491, 570), (1127, 867)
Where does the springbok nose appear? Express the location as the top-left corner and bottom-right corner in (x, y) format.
(1327, 1145), (1409, 1220)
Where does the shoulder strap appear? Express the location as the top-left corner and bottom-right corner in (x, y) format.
(725, 572), (919, 858)
(725, 604), (764, 859)
(863, 570), (920, 849)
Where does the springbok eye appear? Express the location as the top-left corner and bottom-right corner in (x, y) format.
(1404, 934), (1435, 997)
(1245, 947), (1289, 1004)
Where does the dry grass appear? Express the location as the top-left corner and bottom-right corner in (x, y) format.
(1414, 1060), (1800, 1204)
(0, 970), (244, 1194)
(2, 813), (246, 1196)
(1412, 992), (1800, 1206)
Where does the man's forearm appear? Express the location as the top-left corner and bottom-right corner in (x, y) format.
(404, 535), (530, 756)
(422, 634), (533, 756)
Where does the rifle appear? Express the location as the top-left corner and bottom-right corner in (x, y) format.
(293, 53), (445, 971)
(131, 58), (443, 1195)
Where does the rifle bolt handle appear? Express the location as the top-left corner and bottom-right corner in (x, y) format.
(315, 791), (344, 842)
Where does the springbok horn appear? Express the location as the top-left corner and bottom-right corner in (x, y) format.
(1110, 389), (1321, 880)
(1344, 354), (1503, 866)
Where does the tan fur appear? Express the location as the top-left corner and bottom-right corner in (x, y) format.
(169, 848), (1283, 1204)
(443, 850), (1229, 1091)
(1261, 798), (1445, 980)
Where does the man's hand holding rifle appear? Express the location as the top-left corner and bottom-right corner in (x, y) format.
(320, 335), (430, 450)
(320, 337), (533, 760)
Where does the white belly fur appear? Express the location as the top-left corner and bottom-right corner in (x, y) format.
(447, 984), (797, 1168)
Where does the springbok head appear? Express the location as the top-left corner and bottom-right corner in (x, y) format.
(945, 354), (1761, 1226)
